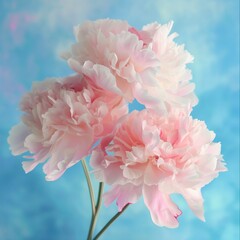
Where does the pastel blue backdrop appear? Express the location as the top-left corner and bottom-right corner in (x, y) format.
(0, 1), (239, 240)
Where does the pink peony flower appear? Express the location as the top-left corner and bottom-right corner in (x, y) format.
(8, 67), (128, 181)
(64, 19), (197, 113)
(90, 109), (226, 228)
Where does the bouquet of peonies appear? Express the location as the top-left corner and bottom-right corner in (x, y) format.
(8, 19), (227, 239)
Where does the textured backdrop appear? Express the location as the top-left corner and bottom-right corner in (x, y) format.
(0, 0), (239, 240)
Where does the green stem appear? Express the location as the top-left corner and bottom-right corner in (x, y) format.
(93, 204), (130, 240)
(81, 159), (96, 217)
(87, 182), (104, 240)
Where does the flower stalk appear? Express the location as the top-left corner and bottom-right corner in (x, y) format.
(81, 159), (96, 217)
(81, 160), (129, 240)
(93, 204), (130, 240)
(87, 182), (104, 240)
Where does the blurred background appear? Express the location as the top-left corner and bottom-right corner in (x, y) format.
(0, 0), (239, 239)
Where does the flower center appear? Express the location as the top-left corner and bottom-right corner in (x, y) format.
(149, 155), (164, 167)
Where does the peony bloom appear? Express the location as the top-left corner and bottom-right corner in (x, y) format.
(8, 67), (128, 181)
(64, 19), (197, 113)
(90, 109), (226, 228)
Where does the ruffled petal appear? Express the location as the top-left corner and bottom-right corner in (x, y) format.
(8, 123), (30, 155)
(181, 188), (205, 221)
(43, 132), (93, 181)
(104, 184), (142, 211)
(143, 185), (181, 228)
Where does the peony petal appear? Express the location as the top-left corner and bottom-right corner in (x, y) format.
(8, 123), (30, 155)
(181, 188), (205, 221)
(144, 162), (169, 185)
(122, 164), (144, 180)
(104, 184), (142, 211)
(67, 58), (83, 73)
(43, 132), (93, 181)
(143, 185), (181, 228)
(82, 61), (122, 95)
(22, 147), (50, 173)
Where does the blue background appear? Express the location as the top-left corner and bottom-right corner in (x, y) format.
(0, 0), (239, 239)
